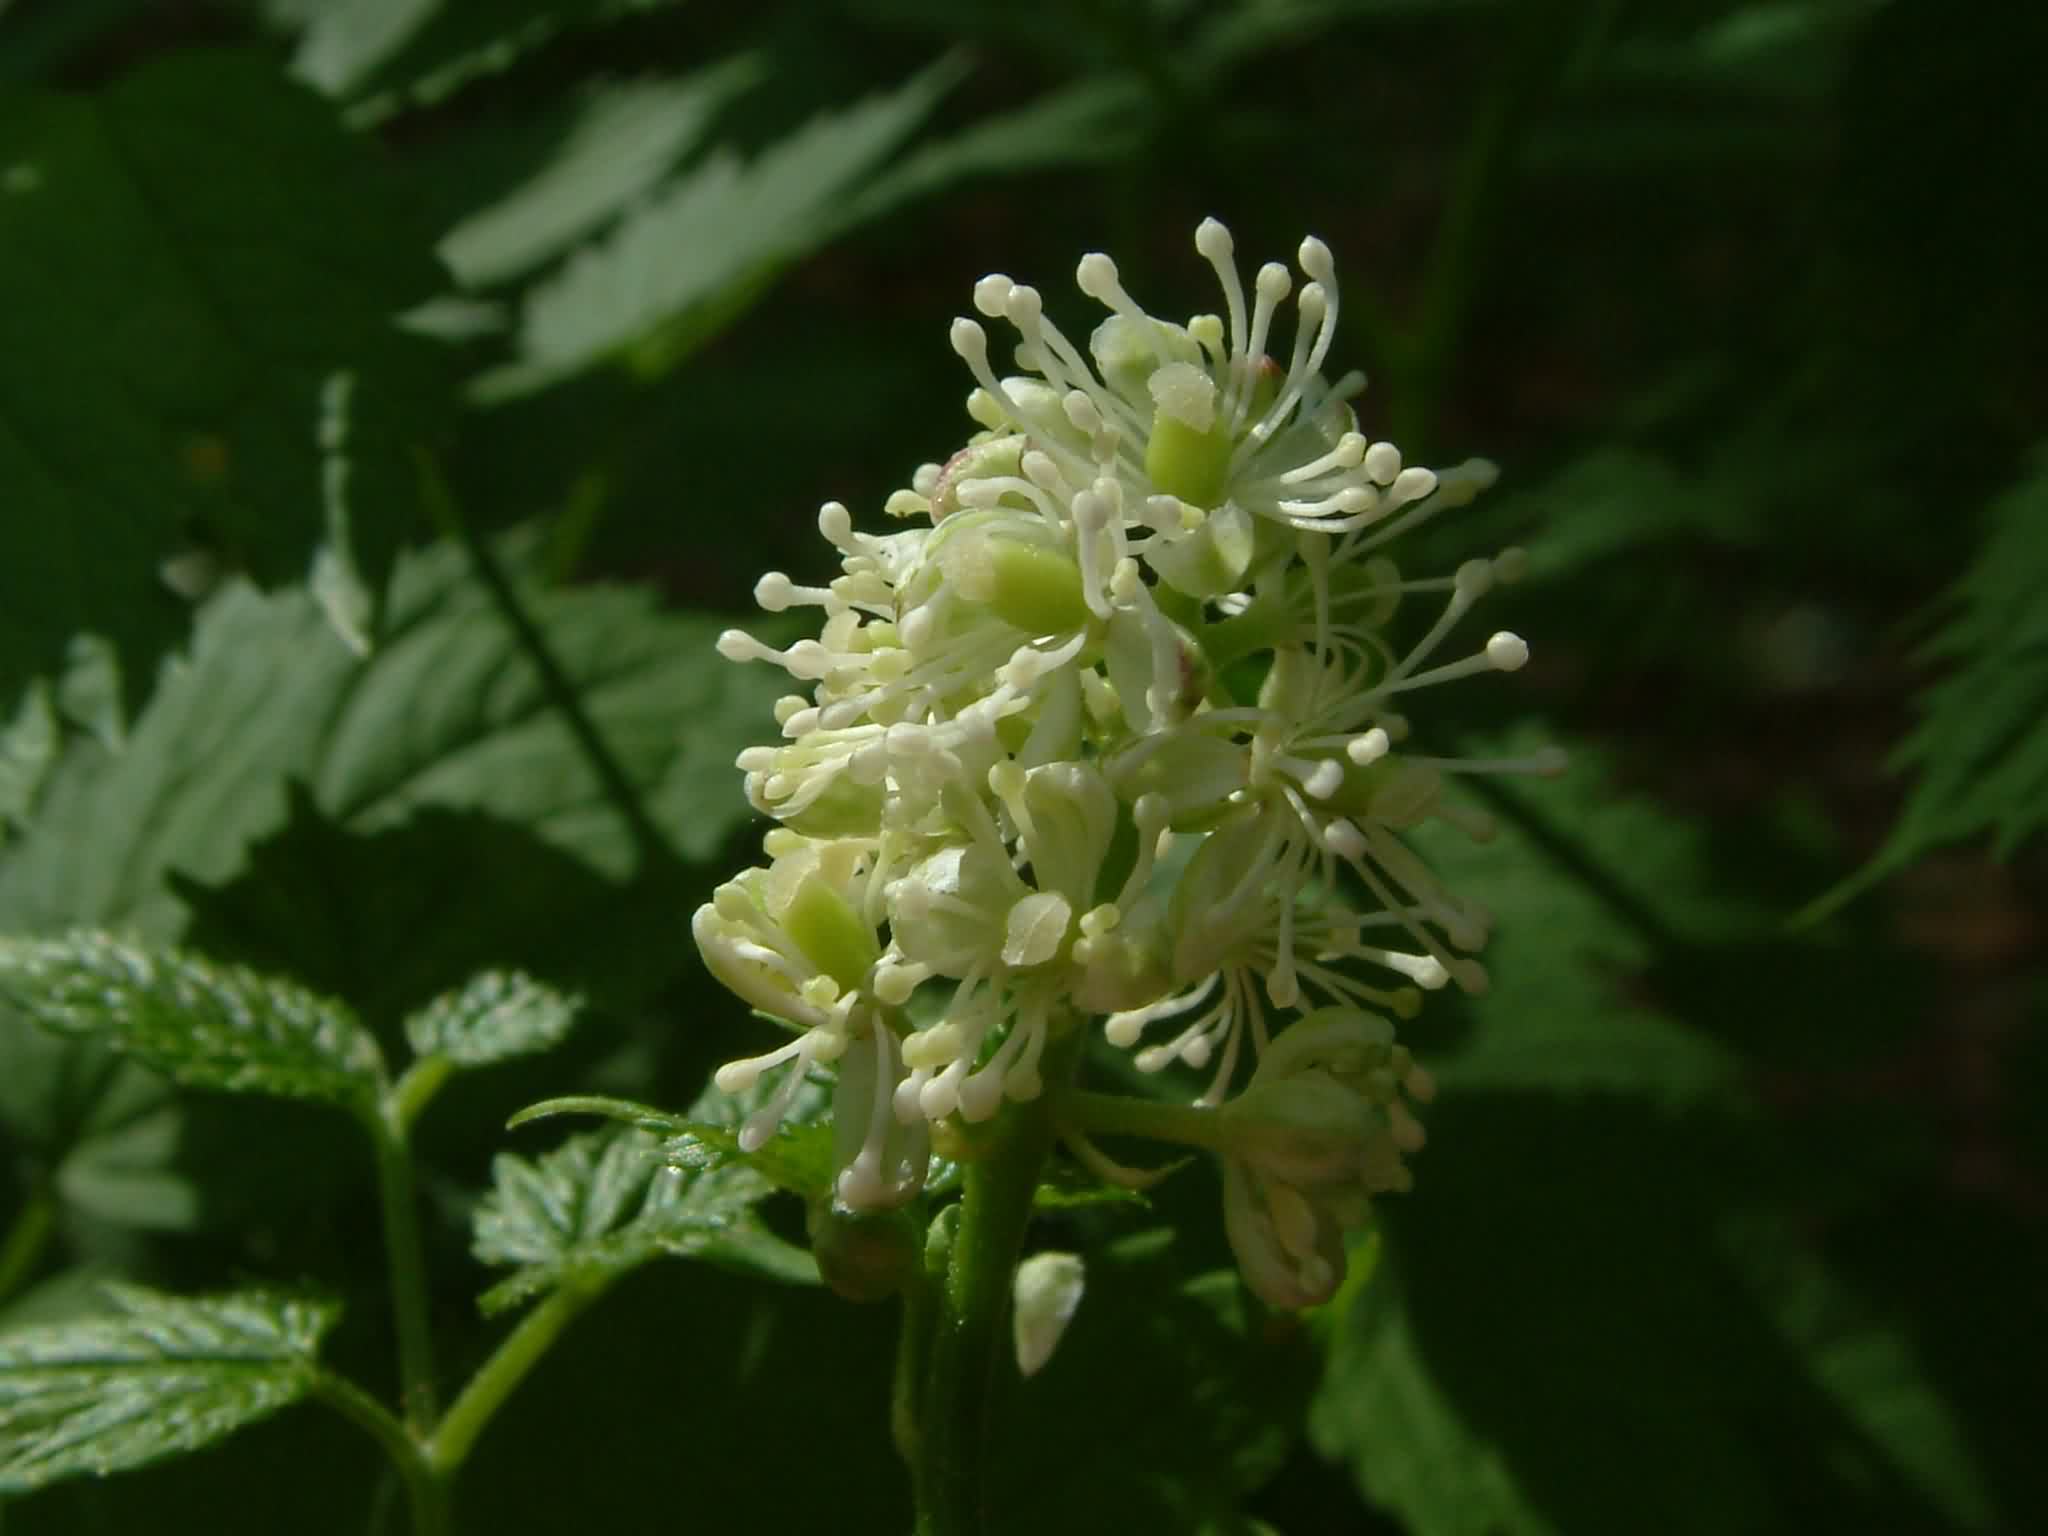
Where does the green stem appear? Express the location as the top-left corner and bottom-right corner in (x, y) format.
(0, 1180), (57, 1306)
(893, 1260), (937, 1469)
(415, 451), (670, 869)
(428, 1279), (602, 1477)
(313, 1371), (449, 1536)
(366, 1101), (439, 1436)
(913, 1039), (1076, 1535)
(390, 1055), (455, 1137)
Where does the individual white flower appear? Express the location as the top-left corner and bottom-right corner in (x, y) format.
(1214, 1007), (1435, 1308)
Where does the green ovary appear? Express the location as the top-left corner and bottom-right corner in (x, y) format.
(785, 875), (881, 994)
(984, 540), (1093, 636)
(1145, 412), (1234, 510)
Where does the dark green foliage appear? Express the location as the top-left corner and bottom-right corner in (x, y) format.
(0, 50), (447, 717)
(1875, 456), (2048, 876)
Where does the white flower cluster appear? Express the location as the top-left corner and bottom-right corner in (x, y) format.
(695, 219), (1560, 1303)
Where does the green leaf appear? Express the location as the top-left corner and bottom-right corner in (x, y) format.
(0, 682), (58, 839)
(404, 970), (580, 1070)
(0, 49), (447, 715)
(274, 0), (692, 113)
(1309, 1233), (1559, 1536)
(471, 59), (960, 401)
(1871, 453), (2048, 879)
(0, 932), (382, 1110)
(0, 1285), (337, 1493)
(437, 60), (764, 290)
(1410, 731), (1744, 1104)
(855, 76), (1149, 209)
(513, 1069), (840, 1205)
(474, 1125), (814, 1316)
(0, 537), (781, 942)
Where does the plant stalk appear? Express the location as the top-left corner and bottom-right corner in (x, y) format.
(367, 1100), (439, 1436)
(428, 1279), (602, 1476)
(0, 1179), (57, 1306)
(912, 1038), (1076, 1535)
(313, 1371), (450, 1536)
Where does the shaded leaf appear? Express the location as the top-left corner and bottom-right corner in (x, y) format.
(404, 971), (580, 1070)
(0, 932), (382, 1110)
(1871, 453), (2048, 878)
(0, 49), (446, 715)
(0, 1285), (336, 1493)
(1410, 731), (1744, 1103)
(1313, 1099), (1979, 1536)
(176, 794), (702, 1026)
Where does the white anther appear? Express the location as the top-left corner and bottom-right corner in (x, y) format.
(1297, 235), (1334, 283)
(1346, 727), (1392, 766)
(1075, 252), (1119, 302)
(973, 274), (1014, 316)
(1486, 632), (1530, 671)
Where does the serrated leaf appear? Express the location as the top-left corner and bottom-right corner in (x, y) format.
(438, 60), (763, 289)
(0, 537), (781, 943)
(0, 1285), (336, 1493)
(273, 0), (691, 112)
(471, 60), (959, 401)
(514, 1069), (841, 1203)
(0, 682), (58, 837)
(1410, 731), (1743, 1103)
(474, 1125), (813, 1314)
(1872, 453), (2048, 877)
(0, 48), (447, 716)
(0, 932), (382, 1109)
(404, 970), (580, 1069)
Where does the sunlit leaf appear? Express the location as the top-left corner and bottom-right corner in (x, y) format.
(474, 1125), (814, 1315)
(438, 59), (763, 290)
(471, 60), (960, 401)
(0, 932), (382, 1110)
(0, 1285), (336, 1493)
(403, 970), (580, 1070)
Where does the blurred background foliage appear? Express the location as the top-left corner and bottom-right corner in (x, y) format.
(1, 0), (2043, 1531)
